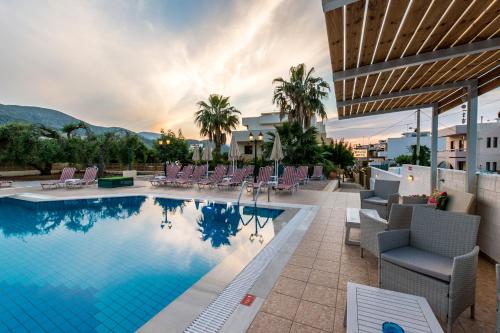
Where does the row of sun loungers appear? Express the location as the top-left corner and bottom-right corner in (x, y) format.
(150, 164), (325, 193)
(40, 167), (98, 190)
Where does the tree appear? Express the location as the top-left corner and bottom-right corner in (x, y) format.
(62, 121), (90, 139)
(394, 145), (430, 166)
(263, 122), (322, 165)
(272, 63), (330, 129)
(321, 139), (355, 169)
(153, 129), (189, 163)
(195, 94), (240, 158)
(0, 123), (64, 175)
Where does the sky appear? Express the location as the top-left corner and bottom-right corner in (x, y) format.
(0, 0), (498, 144)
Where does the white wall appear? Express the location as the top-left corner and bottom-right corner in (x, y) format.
(370, 165), (500, 262)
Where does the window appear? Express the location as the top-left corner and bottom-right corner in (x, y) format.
(458, 140), (464, 150)
(450, 141), (455, 150)
(486, 137), (491, 148)
(493, 162), (497, 172)
(486, 162), (490, 171)
(244, 145), (253, 155)
(494, 137), (498, 148)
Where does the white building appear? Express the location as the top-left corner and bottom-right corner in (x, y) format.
(231, 112), (326, 161)
(437, 115), (500, 172)
(386, 131), (445, 161)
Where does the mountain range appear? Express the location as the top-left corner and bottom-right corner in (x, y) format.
(0, 104), (215, 149)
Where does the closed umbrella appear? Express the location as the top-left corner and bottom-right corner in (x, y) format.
(192, 146), (201, 164)
(202, 142), (212, 177)
(228, 136), (241, 175)
(269, 133), (284, 181)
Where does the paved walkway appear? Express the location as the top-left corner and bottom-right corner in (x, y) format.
(1, 180), (495, 332)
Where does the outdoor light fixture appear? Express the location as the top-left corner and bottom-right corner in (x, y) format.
(408, 175), (414, 181)
(258, 132), (263, 141)
(248, 133), (254, 141)
(166, 139), (171, 145)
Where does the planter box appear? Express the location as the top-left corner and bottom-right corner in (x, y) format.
(98, 177), (134, 188)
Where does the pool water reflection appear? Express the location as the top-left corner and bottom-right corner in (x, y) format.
(0, 196), (283, 333)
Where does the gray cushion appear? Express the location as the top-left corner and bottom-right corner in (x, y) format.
(381, 246), (453, 282)
(363, 196), (388, 206)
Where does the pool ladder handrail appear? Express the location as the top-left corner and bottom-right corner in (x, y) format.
(236, 181), (263, 205)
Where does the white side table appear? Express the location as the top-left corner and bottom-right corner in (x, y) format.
(346, 283), (444, 333)
(344, 208), (379, 245)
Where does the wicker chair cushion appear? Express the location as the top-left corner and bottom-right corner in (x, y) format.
(381, 246), (453, 282)
(363, 197), (388, 206)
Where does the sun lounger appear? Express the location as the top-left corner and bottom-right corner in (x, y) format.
(65, 167), (98, 189)
(247, 166), (273, 191)
(170, 165), (193, 186)
(217, 168), (246, 190)
(40, 167), (76, 190)
(0, 180), (13, 188)
(310, 165), (323, 180)
(176, 165), (205, 187)
(243, 165), (255, 180)
(275, 166), (298, 193)
(151, 165), (180, 186)
(296, 165), (309, 184)
(197, 165), (227, 189)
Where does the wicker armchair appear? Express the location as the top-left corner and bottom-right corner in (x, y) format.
(360, 204), (420, 258)
(377, 206), (480, 332)
(360, 179), (400, 219)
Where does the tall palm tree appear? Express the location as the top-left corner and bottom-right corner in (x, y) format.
(272, 63), (330, 129)
(195, 94), (240, 156)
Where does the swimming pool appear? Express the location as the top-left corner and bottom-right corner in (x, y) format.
(0, 196), (284, 333)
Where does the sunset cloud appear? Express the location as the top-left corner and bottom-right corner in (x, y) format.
(0, 0), (497, 143)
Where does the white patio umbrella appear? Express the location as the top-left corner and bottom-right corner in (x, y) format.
(192, 145), (201, 164)
(202, 142), (212, 177)
(228, 136), (241, 175)
(269, 133), (284, 181)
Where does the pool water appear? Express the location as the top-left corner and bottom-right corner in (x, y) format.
(0, 196), (283, 333)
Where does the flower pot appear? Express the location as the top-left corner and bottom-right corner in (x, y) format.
(329, 171), (337, 179)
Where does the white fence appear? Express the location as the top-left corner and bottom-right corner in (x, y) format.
(370, 165), (500, 262)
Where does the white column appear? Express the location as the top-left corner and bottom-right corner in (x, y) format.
(466, 80), (478, 194)
(430, 104), (438, 191)
(416, 108), (421, 165)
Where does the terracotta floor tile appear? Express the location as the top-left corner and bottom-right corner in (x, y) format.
(308, 269), (339, 288)
(294, 300), (335, 332)
(261, 292), (300, 320)
(299, 240), (322, 250)
(289, 255), (316, 269)
(336, 290), (346, 309)
(273, 276), (307, 298)
(295, 246), (319, 258)
(319, 242), (342, 251)
(290, 322), (324, 333)
(316, 248), (341, 261)
(338, 274), (369, 290)
(281, 264), (312, 282)
(313, 258), (340, 273)
(247, 311), (293, 333)
(302, 284), (337, 307)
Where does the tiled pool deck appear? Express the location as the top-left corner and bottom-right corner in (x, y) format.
(1, 180), (496, 332)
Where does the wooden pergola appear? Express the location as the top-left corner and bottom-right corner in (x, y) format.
(322, 0), (500, 193)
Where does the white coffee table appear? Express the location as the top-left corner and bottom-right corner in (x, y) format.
(346, 283), (443, 333)
(344, 208), (379, 245)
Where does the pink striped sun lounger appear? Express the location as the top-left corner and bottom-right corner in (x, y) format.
(217, 168), (246, 190)
(40, 167), (76, 190)
(176, 165), (205, 187)
(247, 166), (273, 191)
(275, 166), (298, 193)
(243, 165), (255, 180)
(169, 165), (193, 186)
(66, 167), (98, 189)
(296, 165), (309, 184)
(310, 165), (323, 180)
(151, 165), (180, 186)
(0, 180), (13, 188)
(197, 165), (227, 189)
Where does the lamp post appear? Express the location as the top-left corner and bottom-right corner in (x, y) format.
(158, 138), (171, 174)
(248, 132), (263, 183)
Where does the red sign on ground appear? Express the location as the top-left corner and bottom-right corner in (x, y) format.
(240, 294), (256, 306)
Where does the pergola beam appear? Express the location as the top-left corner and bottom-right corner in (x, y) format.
(322, 0), (358, 12)
(337, 81), (470, 107)
(338, 103), (435, 120)
(332, 38), (500, 81)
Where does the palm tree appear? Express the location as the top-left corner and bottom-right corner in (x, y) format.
(195, 94), (240, 157)
(272, 63), (330, 129)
